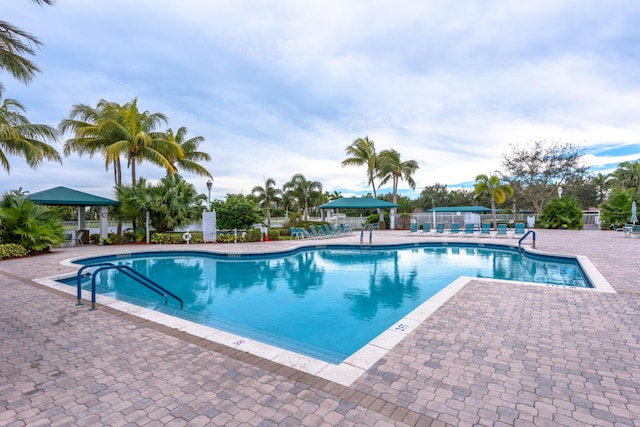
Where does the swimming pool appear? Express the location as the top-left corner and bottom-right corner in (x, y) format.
(61, 243), (591, 364)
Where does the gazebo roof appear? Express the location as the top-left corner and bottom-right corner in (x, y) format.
(319, 197), (400, 209)
(28, 186), (119, 206)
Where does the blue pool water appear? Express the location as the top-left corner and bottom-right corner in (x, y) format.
(62, 244), (590, 363)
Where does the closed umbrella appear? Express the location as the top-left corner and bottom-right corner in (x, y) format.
(631, 201), (637, 225)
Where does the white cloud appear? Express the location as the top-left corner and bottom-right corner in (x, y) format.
(3, 0), (640, 199)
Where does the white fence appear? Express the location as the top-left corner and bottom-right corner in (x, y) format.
(63, 212), (602, 234)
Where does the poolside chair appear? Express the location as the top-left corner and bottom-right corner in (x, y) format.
(315, 225), (330, 238)
(434, 223), (446, 236)
(463, 223), (476, 237)
(513, 223), (526, 239)
(406, 222), (419, 235)
(290, 227), (304, 239)
(75, 230), (85, 245)
(496, 224), (508, 238)
(479, 223), (491, 238)
(339, 224), (354, 235)
(420, 222), (432, 236)
(324, 224), (338, 237)
(329, 224), (342, 236)
(297, 228), (312, 239)
(308, 225), (323, 238)
(448, 223), (461, 236)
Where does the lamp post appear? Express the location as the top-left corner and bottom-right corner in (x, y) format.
(206, 179), (213, 210)
(557, 186), (563, 199)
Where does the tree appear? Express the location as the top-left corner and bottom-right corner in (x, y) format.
(211, 194), (262, 229)
(611, 160), (640, 192)
(599, 187), (635, 228)
(342, 136), (378, 197)
(162, 127), (212, 178)
(61, 98), (181, 186)
(0, 0), (55, 89)
(117, 174), (205, 235)
(593, 172), (612, 206)
(418, 183), (450, 210)
(377, 149), (418, 229)
(474, 174), (513, 229)
(0, 89), (61, 173)
(252, 177), (282, 228)
(60, 99), (124, 186)
(502, 141), (589, 213)
(283, 173), (323, 221)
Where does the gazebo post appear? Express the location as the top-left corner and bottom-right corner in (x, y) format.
(99, 206), (109, 240)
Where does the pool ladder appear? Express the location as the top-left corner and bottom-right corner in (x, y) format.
(360, 225), (374, 247)
(76, 263), (183, 310)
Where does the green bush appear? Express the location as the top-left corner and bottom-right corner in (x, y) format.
(150, 232), (204, 244)
(538, 196), (584, 230)
(0, 243), (29, 259)
(267, 229), (280, 240)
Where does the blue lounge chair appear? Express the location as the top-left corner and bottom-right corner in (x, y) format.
(463, 223), (476, 237)
(290, 227), (304, 239)
(339, 224), (353, 235)
(434, 223), (446, 236)
(496, 224), (508, 238)
(324, 224), (338, 237)
(297, 228), (312, 239)
(315, 225), (329, 238)
(448, 223), (460, 236)
(479, 223), (491, 238)
(513, 223), (526, 238)
(421, 222), (432, 236)
(406, 222), (419, 235)
(329, 224), (342, 236)
(308, 225), (323, 238)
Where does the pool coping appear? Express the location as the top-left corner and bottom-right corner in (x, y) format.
(34, 242), (615, 387)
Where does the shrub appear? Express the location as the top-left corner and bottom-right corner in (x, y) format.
(0, 243), (29, 259)
(538, 196), (584, 230)
(267, 229), (280, 240)
(150, 232), (204, 244)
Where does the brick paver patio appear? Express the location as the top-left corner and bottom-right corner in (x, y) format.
(1, 229), (639, 426)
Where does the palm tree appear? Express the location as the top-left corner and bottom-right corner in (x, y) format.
(0, 0), (55, 89)
(61, 98), (181, 185)
(162, 127), (212, 178)
(612, 160), (640, 192)
(252, 177), (281, 228)
(377, 149), (419, 229)
(60, 99), (124, 186)
(283, 173), (322, 221)
(342, 136), (378, 197)
(474, 174), (514, 230)
(0, 89), (61, 173)
(593, 172), (611, 205)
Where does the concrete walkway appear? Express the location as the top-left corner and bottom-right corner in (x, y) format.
(1, 229), (639, 426)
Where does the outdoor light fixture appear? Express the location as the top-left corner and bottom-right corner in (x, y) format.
(206, 179), (213, 209)
(558, 186), (563, 198)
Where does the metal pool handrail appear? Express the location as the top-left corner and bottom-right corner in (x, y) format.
(76, 263), (183, 310)
(518, 230), (536, 250)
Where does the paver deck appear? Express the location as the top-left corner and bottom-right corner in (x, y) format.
(1, 229), (639, 426)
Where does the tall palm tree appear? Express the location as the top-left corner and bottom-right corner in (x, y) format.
(377, 149), (419, 228)
(0, 0), (55, 90)
(107, 99), (179, 184)
(162, 127), (212, 178)
(474, 174), (514, 230)
(342, 136), (378, 197)
(60, 99), (124, 186)
(0, 89), (61, 173)
(252, 177), (282, 228)
(283, 173), (322, 221)
(61, 98), (181, 185)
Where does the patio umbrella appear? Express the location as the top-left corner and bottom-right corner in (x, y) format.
(631, 200), (638, 225)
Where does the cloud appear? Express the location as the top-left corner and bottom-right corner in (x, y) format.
(2, 0), (640, 200)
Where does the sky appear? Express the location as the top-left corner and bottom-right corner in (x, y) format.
(2, 0), (640, 201)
